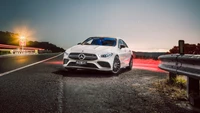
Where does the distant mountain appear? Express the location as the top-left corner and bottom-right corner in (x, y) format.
(27, 41), (64, 52)
(0, 31), (64, 52)
(133, 51), (168, 60)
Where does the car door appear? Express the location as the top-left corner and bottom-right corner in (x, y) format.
(118, 39), (127, 67)
(122, 40), (132, 66)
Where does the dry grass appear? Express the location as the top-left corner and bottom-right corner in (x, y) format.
(154, 76), (187, 101)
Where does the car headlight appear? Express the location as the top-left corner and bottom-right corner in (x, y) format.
(101, 53), (113, 58)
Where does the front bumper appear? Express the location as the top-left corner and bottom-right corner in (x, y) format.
(63, 55), (114, 71)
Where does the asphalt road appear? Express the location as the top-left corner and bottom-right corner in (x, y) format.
(0, 53), (61, 74)
(0, 54), (194, 113)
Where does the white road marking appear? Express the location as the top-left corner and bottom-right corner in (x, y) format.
(0, 53), (63, 77)
(58, 78), (64, 113)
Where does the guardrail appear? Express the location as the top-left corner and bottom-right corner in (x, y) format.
(159, 54), (200, 107)
(158, 40), (200, 107)
(159, 54), (200, 79)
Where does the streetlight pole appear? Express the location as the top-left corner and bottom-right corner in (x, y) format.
(19, 36), (26, 53)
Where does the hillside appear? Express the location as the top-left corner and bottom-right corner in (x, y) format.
(0, 31), (64, 52)
(133, 51), (167, 60)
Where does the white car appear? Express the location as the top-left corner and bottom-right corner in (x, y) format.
(63, 37), (133, 74)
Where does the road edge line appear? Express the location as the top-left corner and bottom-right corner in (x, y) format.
(0, 53), (63, 77)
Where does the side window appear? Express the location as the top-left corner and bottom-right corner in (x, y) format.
(122, 40), (128, 48)
(118, 39), (123, 49)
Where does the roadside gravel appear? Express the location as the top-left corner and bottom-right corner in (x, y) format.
(55, 69), (194, 113)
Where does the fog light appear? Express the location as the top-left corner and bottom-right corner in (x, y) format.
(63, 59), (69, 64)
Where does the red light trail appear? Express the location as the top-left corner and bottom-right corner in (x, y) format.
(133, 59), (166, 73)
(46, 58), (166, 73)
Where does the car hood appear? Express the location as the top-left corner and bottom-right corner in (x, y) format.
(67, 45), (114, 54)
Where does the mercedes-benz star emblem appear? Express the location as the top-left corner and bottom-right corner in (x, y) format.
(78, 53), (85, 60)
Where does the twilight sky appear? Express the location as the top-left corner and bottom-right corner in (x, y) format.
(0, 0), (200, 52)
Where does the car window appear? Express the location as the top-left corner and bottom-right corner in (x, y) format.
(118, 39), (124, 48)
(122, 40), (128, 48)
(82, 37), (116, 47)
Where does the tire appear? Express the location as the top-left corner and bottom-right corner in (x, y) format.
(127, 56), (133, 70)
(111, 55), (121, 74)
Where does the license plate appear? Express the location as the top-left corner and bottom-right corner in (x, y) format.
(76, 60), (87, 65)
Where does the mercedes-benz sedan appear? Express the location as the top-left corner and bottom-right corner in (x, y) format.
(63, 37), (133, 74)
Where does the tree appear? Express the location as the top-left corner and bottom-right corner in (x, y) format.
(0, 31), (65, 52)
(169, 43), (200, 54)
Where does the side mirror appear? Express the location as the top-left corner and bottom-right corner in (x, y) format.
(77, 43), (82, 45)
(120, 44), (126, 49)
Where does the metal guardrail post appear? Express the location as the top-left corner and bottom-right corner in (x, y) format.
(187, 77), (199, 96)
(168, 40), (184, 83)
(179, 40), (184, 55)
(187, 77), (200, 107)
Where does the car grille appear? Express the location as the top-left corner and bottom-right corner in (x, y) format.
(67, 62), (98, 69)
(69, 53), (98, 60)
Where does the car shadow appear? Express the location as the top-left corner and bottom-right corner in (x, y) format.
(53, 68), (130, 78)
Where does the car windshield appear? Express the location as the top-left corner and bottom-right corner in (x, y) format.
(82, 37), (117, 47)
